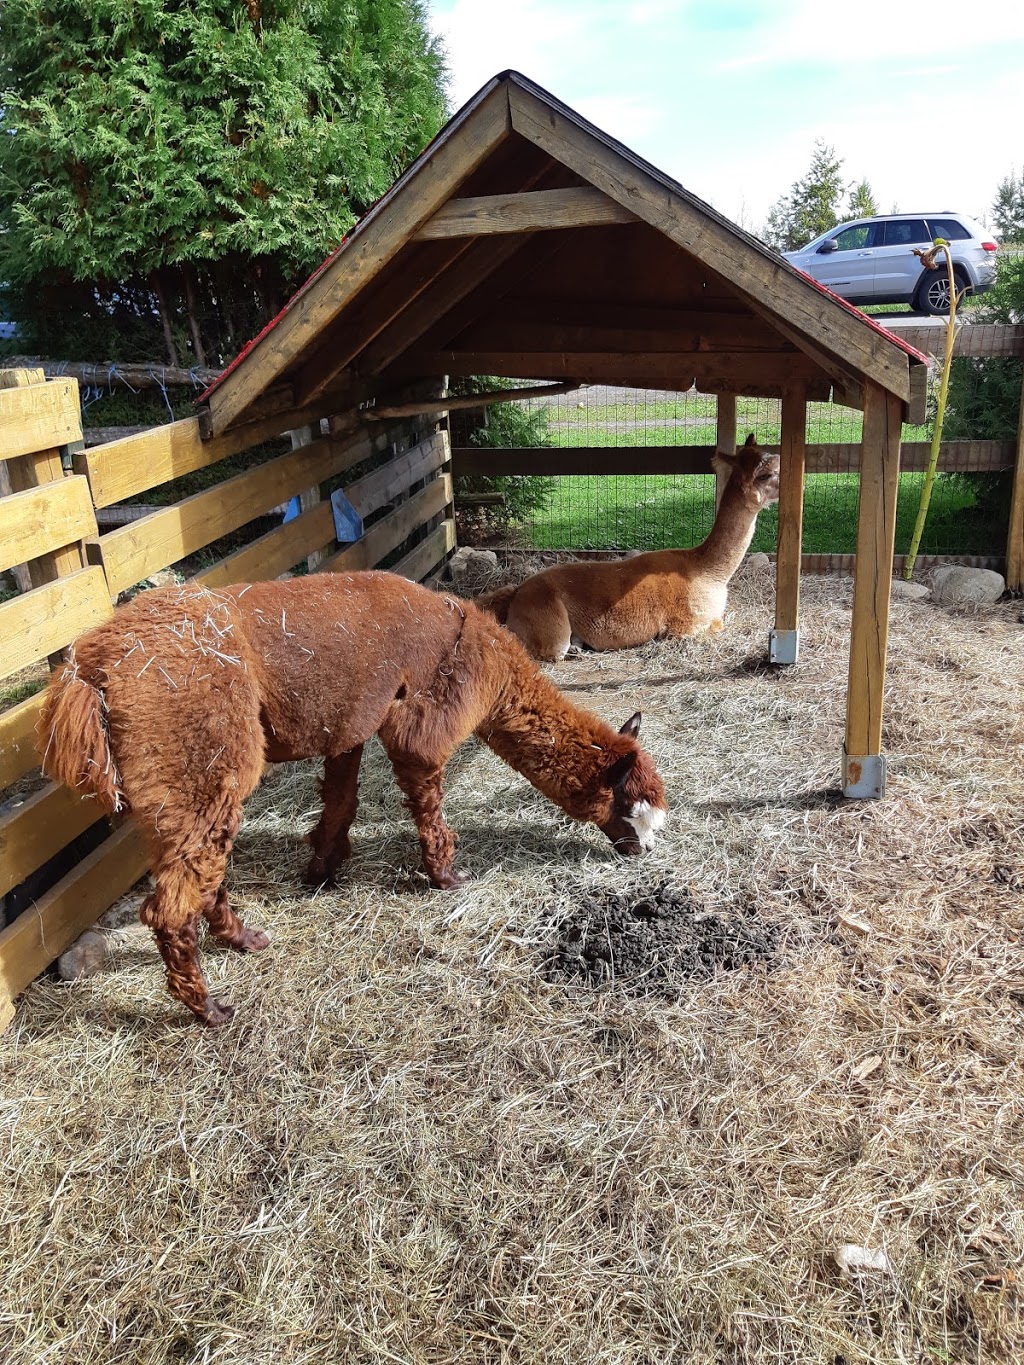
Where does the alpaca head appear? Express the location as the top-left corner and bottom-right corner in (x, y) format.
(712, 433), (780, 510)
(590, 713), (668, 856)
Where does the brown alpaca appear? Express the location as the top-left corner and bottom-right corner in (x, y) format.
(38, 572), (666, 1027)
(478, 435), (780, 661)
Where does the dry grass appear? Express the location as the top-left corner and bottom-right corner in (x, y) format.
(2, 569), (1022, 1364)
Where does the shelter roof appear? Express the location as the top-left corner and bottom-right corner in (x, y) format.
(199, 71), (929, 436)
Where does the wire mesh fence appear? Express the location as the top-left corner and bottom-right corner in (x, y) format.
(451, 378), (1016, 559)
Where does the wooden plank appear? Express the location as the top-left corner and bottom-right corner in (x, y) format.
(715, 394), (737, 511)
(454, 315), (788, 356)
(351, 232), (542, 383)
(0, 568), (112, 682)
(451, 440), (1015, 477)
(194, 417), (428, 590)
(98, 430), (378, 596)
(389, 519), (457, 582)
(507, 82), (913, 404)
(846, 383), (904, 759)
(0, 823), (149, 1021)
(318, 474), (453, 575)
(0, 378), (82, 460)
(0, 781), (104, 899)
(1006, 367), (1024, 593)
(0, 476), (97, 575)
(346, 433), (448, 520)
(76, 389), (359, 508)
(415, 187), (635, 239)
(394, 349), (827, 387)
(205, 82), (512, 435)
(367, 380), (580, 420)
(774, 387), (807, 636)
(0, 691), (47, 791)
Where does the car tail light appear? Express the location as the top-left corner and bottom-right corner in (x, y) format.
(982, 241), (998, 251)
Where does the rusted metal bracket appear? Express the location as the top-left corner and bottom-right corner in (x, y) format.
(768, 627), (799, 665)
(843, 749), (887, 799)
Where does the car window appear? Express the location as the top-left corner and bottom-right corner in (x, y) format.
(881, 219), (929, 247)
(926, 217), (971, 241)
(832, 224), (878, 251)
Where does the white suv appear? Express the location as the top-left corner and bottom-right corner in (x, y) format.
(783, 212), (999, 314)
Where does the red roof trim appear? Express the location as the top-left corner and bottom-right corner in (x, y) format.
(790, 269), (931, 365)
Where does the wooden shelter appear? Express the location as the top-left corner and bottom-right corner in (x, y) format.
(199, 70), (929, 798)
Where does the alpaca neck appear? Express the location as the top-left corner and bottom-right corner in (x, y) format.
(691, 482), (761, 581)
(476, 650), (609, 814)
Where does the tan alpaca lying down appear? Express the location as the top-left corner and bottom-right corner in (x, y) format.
(478, 435), (780, 661)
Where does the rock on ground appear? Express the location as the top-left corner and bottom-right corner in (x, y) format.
(931, 566), (1005, 606)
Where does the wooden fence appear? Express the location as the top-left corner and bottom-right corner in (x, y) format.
(0, 369), (454, 1030)
(451, 322), (1024, 586)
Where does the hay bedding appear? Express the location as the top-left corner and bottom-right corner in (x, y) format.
(2, 571), (1023, 1364)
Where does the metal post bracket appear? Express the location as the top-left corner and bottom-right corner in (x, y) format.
(768, 628), (800, 666)
(843, 749), (887, 800)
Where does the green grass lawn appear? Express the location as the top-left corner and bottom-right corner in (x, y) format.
(526, 470), (990, 555)
(519, 396), (988, 555)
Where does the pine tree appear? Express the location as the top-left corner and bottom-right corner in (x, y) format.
(847, 179), (879, 220)
(0, 0), (447, 365)
(991, 169), (1024, 244)
(763, 141), (846, 252)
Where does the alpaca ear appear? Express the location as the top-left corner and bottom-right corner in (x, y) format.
(619, 712), (642, 739)
(743, 433), (758, 449)
(604, 749), (638, 790)
(711, 452), (735, 480)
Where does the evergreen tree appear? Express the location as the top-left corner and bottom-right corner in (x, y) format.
(991, 168), (1024, 244)
(847, 178), (879, 220)
(763, 141), (846, 252)
(0, 0), (447, 365)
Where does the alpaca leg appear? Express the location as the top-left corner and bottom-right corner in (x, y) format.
(141, 886), (234, 1028)
(389, 759), (465, 889)
(202, 886), (270, 953)
(304, 744), (364, 888)
(506, 585), (573, 663)
(139, 808), (250, 1026)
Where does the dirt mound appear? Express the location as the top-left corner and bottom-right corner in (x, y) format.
(544, 882), (779, 998)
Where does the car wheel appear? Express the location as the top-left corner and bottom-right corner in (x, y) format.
(915, 269), (968, 316)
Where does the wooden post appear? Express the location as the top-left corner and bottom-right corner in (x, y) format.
(1, 368), (84, 664)
(714, 392), (736, 512)
(844, 381), (903, 798)
(1005, 365), (1024, 593)
(770, 384), (806, 665)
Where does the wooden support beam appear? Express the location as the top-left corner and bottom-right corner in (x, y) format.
(715, 393), (737, 512)
(771, 386), (807, 664)
(393, 349), (827, 388)
(1005, 365), (1024, 593)
(367, 380), (581, 420)
(204, 82), (512, 434)
(844, 382), (904, 798)
(415, 186), (635, 239)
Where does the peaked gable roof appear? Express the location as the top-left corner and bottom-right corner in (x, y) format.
(200, 71), (927, 436)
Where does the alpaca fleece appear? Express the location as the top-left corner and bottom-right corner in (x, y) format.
(39, 572), (666, 1026)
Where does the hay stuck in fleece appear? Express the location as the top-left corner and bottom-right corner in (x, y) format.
(1, 569), (1022, 1364)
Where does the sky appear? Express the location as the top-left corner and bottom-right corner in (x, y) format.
(425, 0), (1024, 237)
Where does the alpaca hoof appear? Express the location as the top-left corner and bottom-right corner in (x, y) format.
(302, 858), (336, 890)
(202, 998), (236, 1028)
(237, 926), (270, 953)
(430, 868), (470, 890)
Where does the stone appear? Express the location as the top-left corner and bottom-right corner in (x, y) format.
(448, 547), (499, 582)
(737, 552), (771, 575)
(144, 568), (182, 589)
(931, 566), (1005, 606)
(57, 930), (113, 981)
(889, 578), (930, 600)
